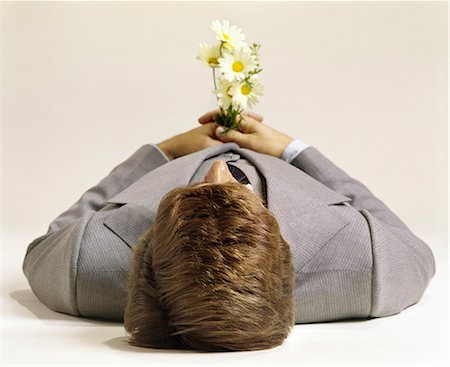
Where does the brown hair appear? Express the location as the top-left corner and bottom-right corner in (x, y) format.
(124, 181), (295, 351)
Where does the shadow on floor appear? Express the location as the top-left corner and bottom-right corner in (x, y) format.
(10, 289), (194, 353)
(104, 336), (199, 354)
(10, 289), (120, 326)
(104, 336), (275, 358)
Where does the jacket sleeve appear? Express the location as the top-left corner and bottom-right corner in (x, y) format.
(290, 146), (436, 317)
(22, 144), (170, 316)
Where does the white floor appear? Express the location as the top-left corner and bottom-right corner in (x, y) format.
(2, 231), (448, 367)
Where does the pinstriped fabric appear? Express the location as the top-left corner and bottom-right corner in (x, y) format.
(105, 143), (352, 208)
(22, 143), (435, 323)
(23, 145), (170, 319)
(301, 204), (372, 273)
(78, 209), (133, 273)
(286, 206), (350, 271)
(103, 204), (156, 249)
(46, 145), (168, 234)
(360, 209), (434, 317)
(76, 204), (144, 319)
(293, 148), (435, 318)
(291, 147), (411, 231)
(77, 271), (129, 320)
(22, 210), (98, 316)
(278, 202), (373, 323)
(295, 271), (371, 323)
(99, 146), (374, 323)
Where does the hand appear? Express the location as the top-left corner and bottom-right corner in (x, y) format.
(198, 110), (294, 158)
(198, 108), (264, 124)
(156, 123), (223, 160)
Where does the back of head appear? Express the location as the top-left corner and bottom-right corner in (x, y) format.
(124, 181), (295, 351)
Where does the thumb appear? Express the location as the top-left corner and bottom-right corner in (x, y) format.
(215, 126), (247, 145)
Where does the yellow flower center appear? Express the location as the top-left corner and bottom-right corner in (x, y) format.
(232, 61), (244, 72)
(241, 84), (252, 95)
(208, 57), (218, 65)
(223, 33), (230, 40)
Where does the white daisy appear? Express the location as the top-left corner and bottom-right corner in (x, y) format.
(218, 46), (257, 83)
(230, 77), (264, 109)
(210, 19), (246, 50)
(196, 42), (221, 68)
(213, 76), (235, 109)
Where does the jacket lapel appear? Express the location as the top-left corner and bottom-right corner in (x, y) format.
(106, 143), (351, 209)
(106, 143), (242, 207)
(235, 147), (352, 212)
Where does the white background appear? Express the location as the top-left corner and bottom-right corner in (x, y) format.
(2, 1), (448, 366)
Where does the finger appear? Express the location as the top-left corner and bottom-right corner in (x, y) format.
(202, 121), (220, 137)
(242, 110), (263, 123)
(236, 115), (260, 133)
(215, 125), (249, 145)
(198, 109), (221, 124)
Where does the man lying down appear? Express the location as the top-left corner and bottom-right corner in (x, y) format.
(23, 109), (435, 351)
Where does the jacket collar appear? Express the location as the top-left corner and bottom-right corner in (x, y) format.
(106, 142), (351, 217)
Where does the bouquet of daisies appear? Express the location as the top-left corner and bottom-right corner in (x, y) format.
(196, 19), (264, 133)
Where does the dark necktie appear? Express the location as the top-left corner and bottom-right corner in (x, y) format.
(226, 162), (250, 185)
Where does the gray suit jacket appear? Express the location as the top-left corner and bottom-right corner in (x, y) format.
(23, 143), (435, 323)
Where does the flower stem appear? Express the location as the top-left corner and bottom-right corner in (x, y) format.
(212, 67), (217, 90)
(212, 68), (219, 104)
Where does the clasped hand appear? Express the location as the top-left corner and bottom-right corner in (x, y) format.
(156, 109), (294, 160)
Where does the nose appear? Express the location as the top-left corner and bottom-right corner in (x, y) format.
(203, 160), (239, 184)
